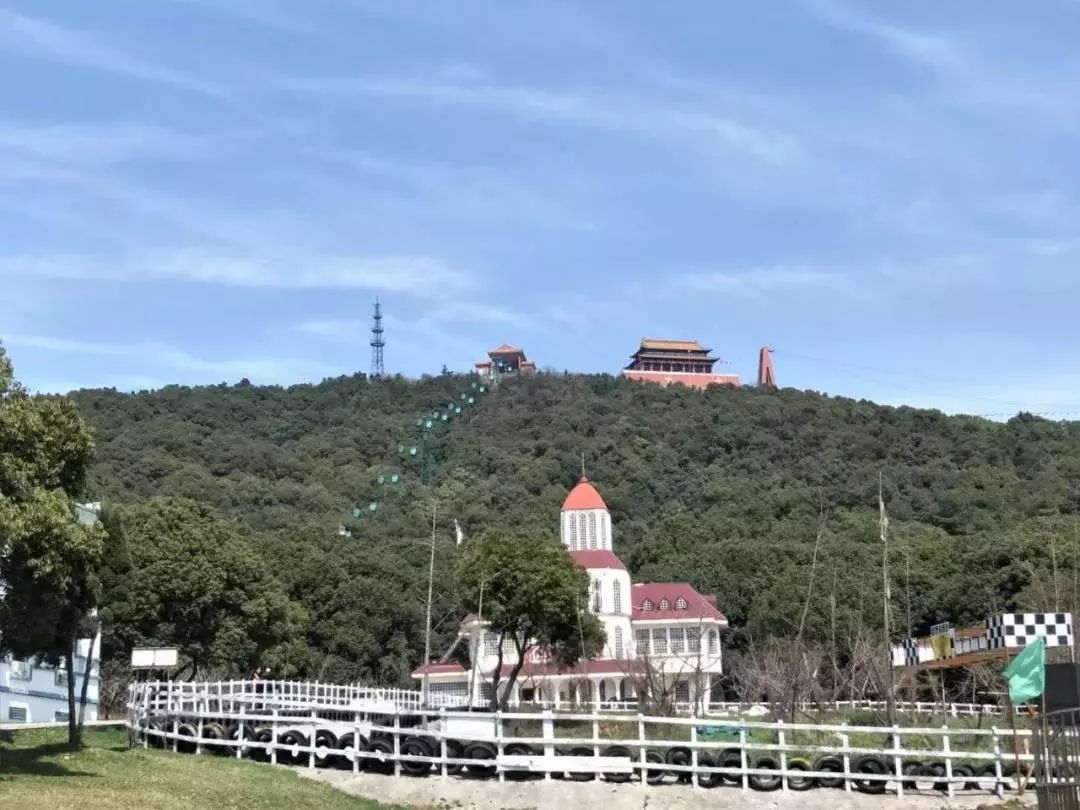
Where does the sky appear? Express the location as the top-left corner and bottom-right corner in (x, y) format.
(2, 1), (1080, 418)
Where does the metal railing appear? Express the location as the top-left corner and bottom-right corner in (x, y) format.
(127, 679), (1034, 798)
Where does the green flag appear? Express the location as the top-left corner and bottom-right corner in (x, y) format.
(1003, 636), (1046, 704)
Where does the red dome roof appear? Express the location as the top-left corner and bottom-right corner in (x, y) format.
(562, 477), (607, 512)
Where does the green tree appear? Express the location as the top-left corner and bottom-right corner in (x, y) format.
(105, 497), (296, 676)
(0, 342), (103, 747)
(458, 531), (605, 709)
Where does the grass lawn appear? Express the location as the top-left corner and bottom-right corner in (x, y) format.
(0, 726), (406, 810)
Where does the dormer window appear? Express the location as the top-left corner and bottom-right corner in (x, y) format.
(641, 599), (654, 612)
(675, 597), (688, 611)
(658, 598), (671, 611)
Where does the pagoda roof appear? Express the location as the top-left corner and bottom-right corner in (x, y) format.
(489, 344), (526, 356)
(638, 338), (711, 352)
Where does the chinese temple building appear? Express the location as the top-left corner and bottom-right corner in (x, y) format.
(412, 477), (728, 711)
(622, 339), (740, 390)
(474, 344), (537, 380)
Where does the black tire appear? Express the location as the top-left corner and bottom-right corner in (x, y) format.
(666, 746), (692, 783)
(463, 742), (497, 779)
(637, 750), (666, 784)
(786, 758), (814, 791)
(566, 746), (596, 781)
(400, 737), (432, 776)
(951, 764), (974, 791)
(365, 737), (395, 775)
(602, 745), (633, 783)
(503, 742), (535, 780)
(176, 723), (198, 754)
(718, 748), (743, 785)
(445, 739), (465, 775)
(147, 720), (167, 749)
(696, 753), (723, 788)
(749, 756), (781, 791)
(901, 760), (922, 789)
(813, 755), (844, 789)
(251, 728), (273, 762)
(202, 722), (228, 755)
(976, 763), (1000, 792)
(313, 730), (338, 768)
(230, 724), (255, 758)
(852, 756), (888, 795)
(334, 732), (368, 770)
(279, 731), (310, 766)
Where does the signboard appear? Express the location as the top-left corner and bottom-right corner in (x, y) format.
(131, 648), (179, 670)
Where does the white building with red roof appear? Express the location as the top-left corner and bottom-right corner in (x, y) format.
(412, 477), (728, 711)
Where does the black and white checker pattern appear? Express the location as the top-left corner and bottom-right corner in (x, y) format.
(986, 613), (1073, 650)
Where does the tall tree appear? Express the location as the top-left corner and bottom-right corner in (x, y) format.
(104, 497), (297, 676)
(0, 342), (103, 747)
(458, 532), (605, 709)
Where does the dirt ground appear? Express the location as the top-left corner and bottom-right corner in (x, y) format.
(304, 769), (1038, 810)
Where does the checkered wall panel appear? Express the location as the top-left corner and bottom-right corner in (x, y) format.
(985, 613), (1073, 650)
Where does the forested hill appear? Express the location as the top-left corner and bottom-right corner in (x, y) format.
(71, 374), (1080, 683)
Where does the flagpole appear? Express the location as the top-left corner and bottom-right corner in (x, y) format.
(880, 473), (897, 727)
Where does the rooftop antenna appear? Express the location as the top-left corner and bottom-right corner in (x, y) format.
(370, 297), (385, 379)
(581, 451), (586, 479)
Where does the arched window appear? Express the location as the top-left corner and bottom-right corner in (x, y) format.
(614, 626), (624, 659)
(592, 580), (602, 612)
(658, 598), (671, 611)
(577, 514), (586, 550)
(613, 580), (622, 614)
(587, 512), (597, 549)
(568, 514), (578, 549)
(641, 599), (654, 612)
(709, 629), (719, 655)
(675, 597), (688, 611)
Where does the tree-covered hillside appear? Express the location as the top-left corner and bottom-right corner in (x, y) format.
(70, 374), (1080, 684)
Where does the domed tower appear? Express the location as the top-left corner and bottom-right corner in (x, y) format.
(561, 477), (633, 661)
(560, 477), (613, 551)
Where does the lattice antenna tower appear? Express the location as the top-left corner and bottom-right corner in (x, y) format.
(370, 297), (385, 378)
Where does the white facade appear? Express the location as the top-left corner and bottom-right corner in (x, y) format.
(415, 477), (729, 711)
(1, 637), (101, 724)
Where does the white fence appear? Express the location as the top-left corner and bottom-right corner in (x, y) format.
(127, 679), (1034, 799)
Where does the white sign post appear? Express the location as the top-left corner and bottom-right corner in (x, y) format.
(131, 648), (179, 670)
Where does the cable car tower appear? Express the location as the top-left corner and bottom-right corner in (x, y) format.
(370, 298), (385, 379)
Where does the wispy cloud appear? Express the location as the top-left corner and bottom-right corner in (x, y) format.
(0, 252), (474, 297)
(1, 332), (334, 386)
(0, 9), (226, 98)
(679, 265), (841, 294)
(0, 122), (233, 165)
(280, 75), (804, 166)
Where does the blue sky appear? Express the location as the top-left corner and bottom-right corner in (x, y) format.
(2, 1), (1079, 417)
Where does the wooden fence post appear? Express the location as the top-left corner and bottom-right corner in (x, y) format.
(690, 724), (699, 789)
(270, 709), (278, 766)
(992, 726), (1004, 799)
(778, 718), (788, 792)
(739, 726), (749, 792)
(942, 725), (954, 798)
(840, 724), (851, 793)
(892, 725), (904, 797)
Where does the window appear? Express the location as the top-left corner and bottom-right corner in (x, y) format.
(10, 659), (32, 681)
(675, 597), (688, 611)
(674, 681), (690, 703)
(641, 599), (654, 612)
(615, 627), (624, 659)
(613, 580), (622, 614)
(709, 629), (719, 655)
(501, 637), (519, 659)
(55, 669), (70, 687)
(54, 710), (70, 722)
(587, 512), (597, 549)
(483, 633), (499, 657)
(686, 630), (701, 653)
(670, 627), (685, 654)
(592, 580), (602, 612)
(651, 628), (668, 655)
(658, 598), (671, 611)
(8, 705), (27, 722)
(568, 514), (578, 549)
(635, 629), (649, 655)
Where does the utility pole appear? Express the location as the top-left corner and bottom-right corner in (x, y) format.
(880, 472), (897, 726)
(422, 502), (436, 706)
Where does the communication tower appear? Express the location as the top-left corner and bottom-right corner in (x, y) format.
(370, 298), (385, 378)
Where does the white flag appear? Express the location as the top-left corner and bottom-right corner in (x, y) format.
(454, 519), (464, 546)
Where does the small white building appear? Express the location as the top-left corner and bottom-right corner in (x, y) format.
(413, 477), (728, 710)
(0, 502), (103, 725)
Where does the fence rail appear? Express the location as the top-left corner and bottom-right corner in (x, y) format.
(126, 680), (1033, 799)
